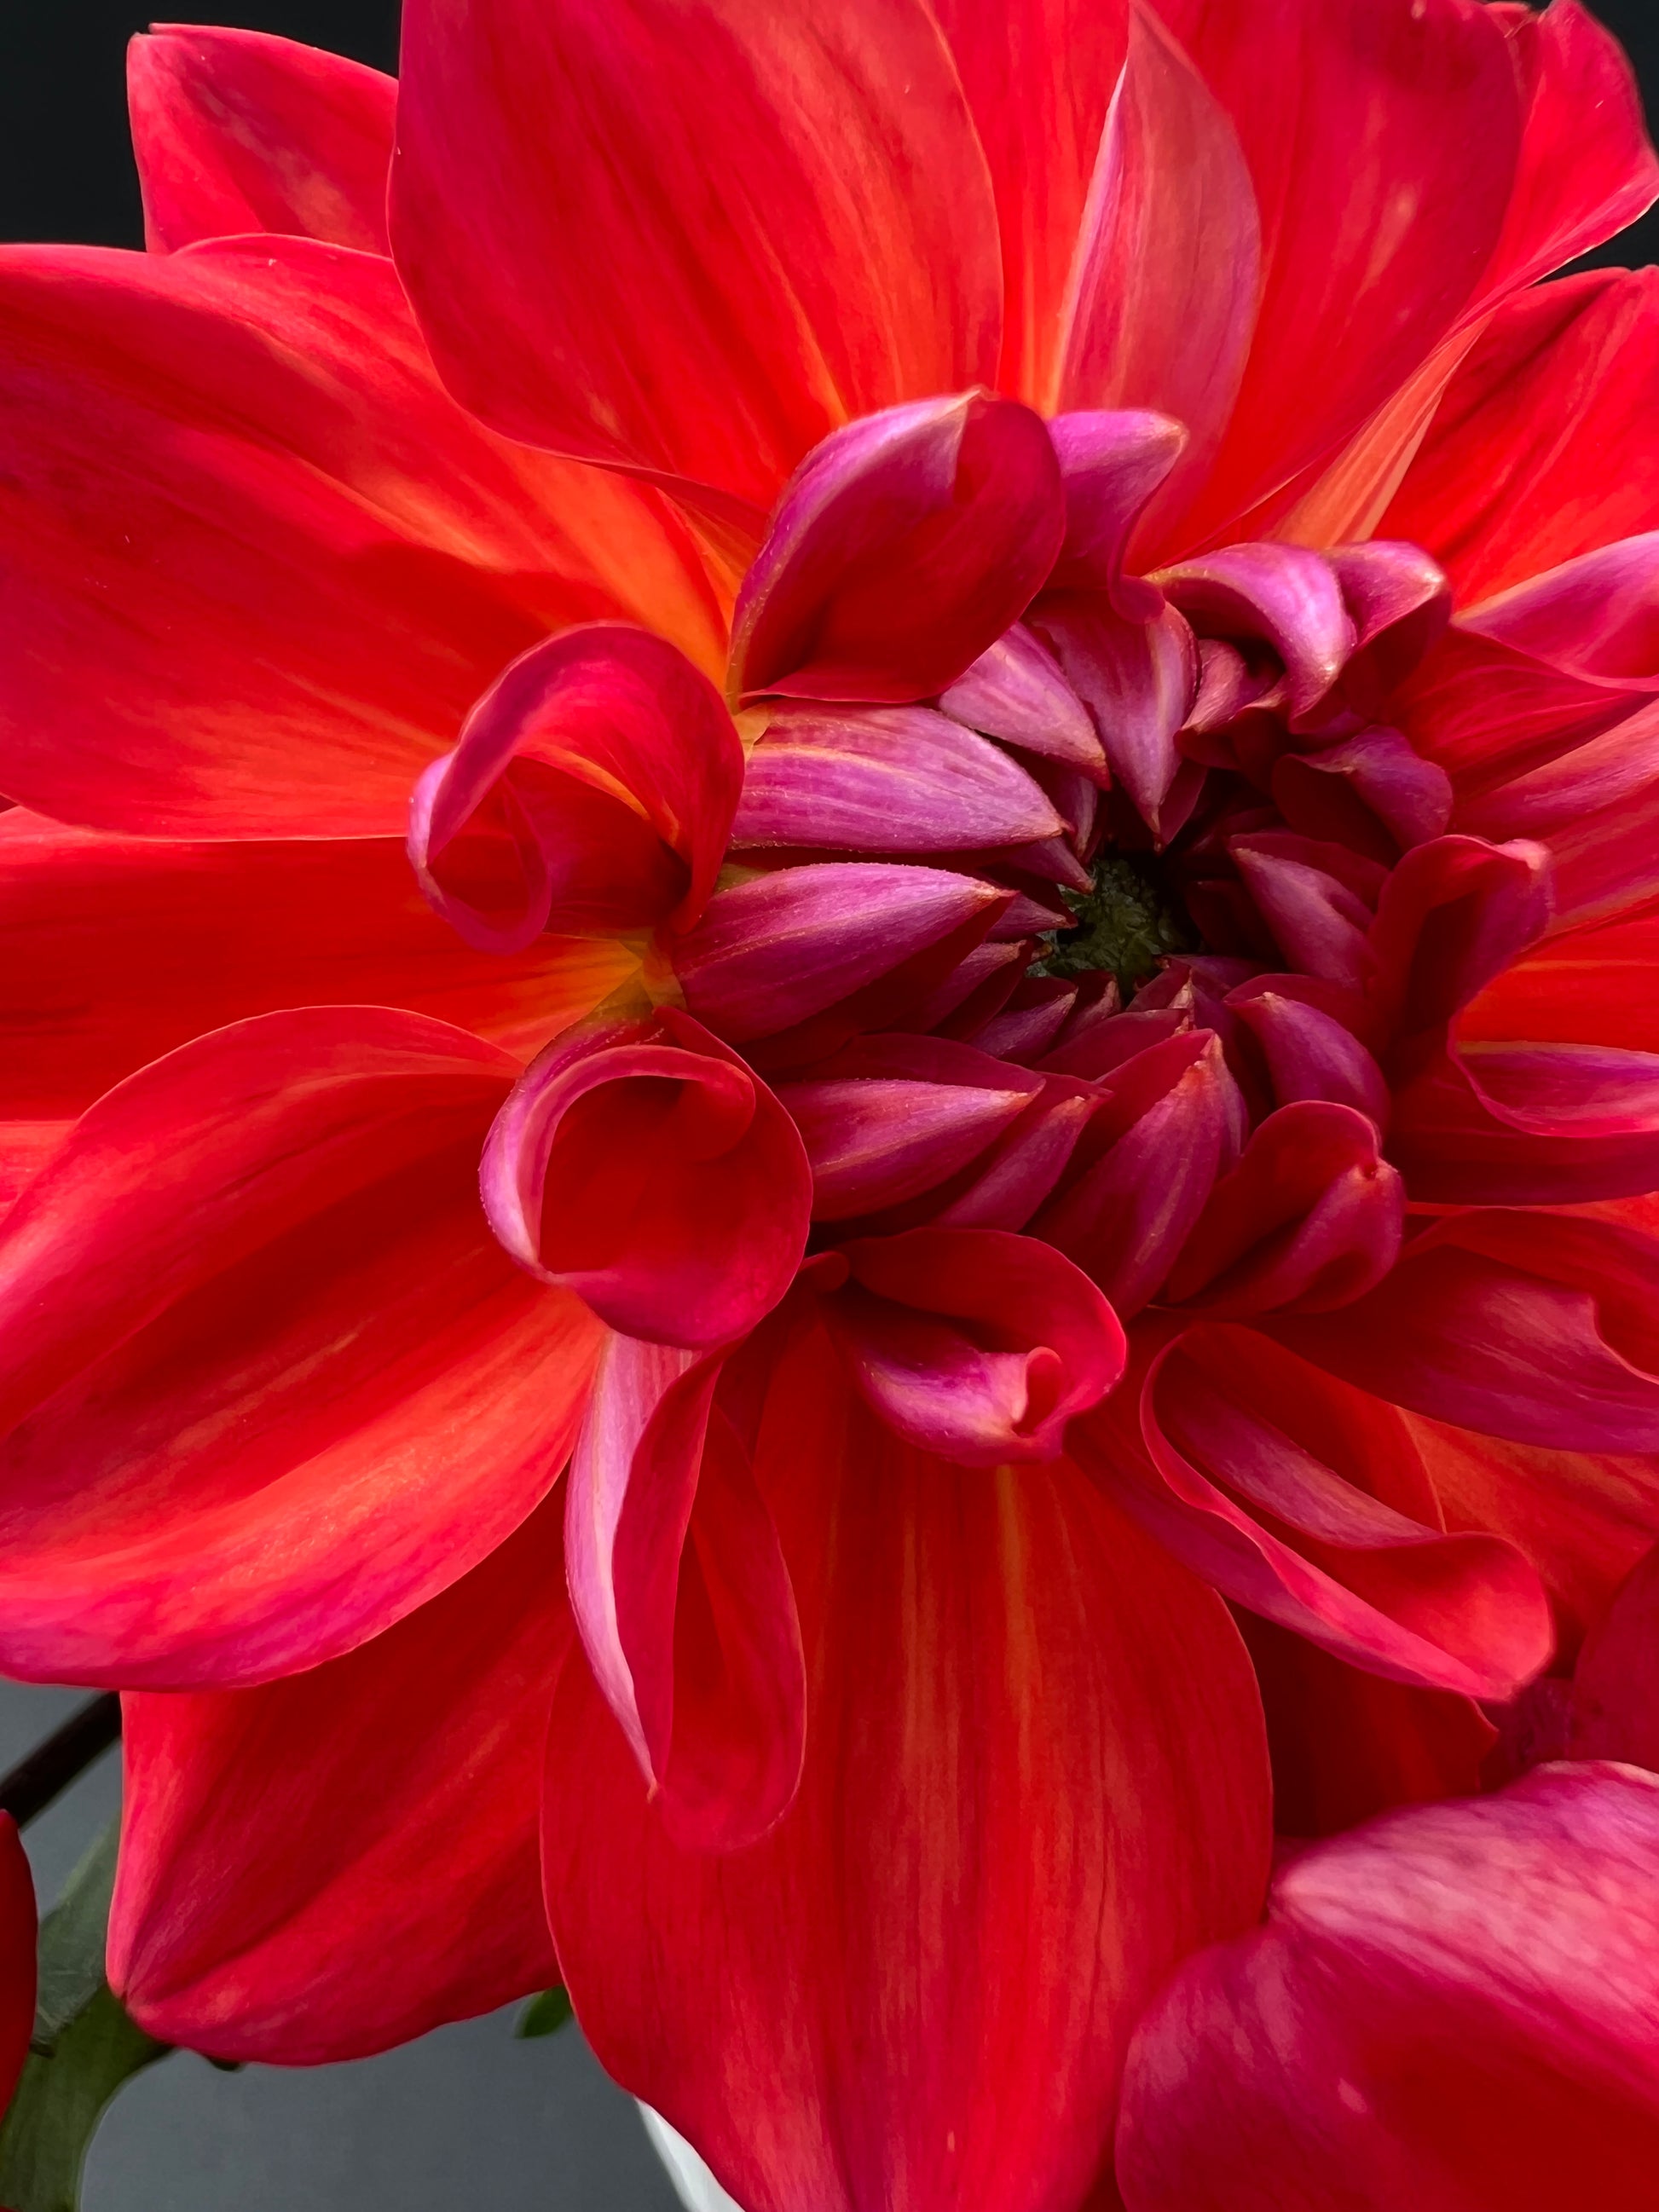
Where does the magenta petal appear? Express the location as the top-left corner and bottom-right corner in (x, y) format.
(481, 1008), (811, 1349)
(674, 862), (1006, 1045)
(1033, 595), (1197, 835)
(1046, 411), (1188, 617)
(728, 394), (1065, 704)
(1461, 529), (1659, 682)
(938, 623), (1105, 771)
(1367, 834), (1553, 1038)
(409, 625), (743, 951)
(1118, 1764), (1659, 2212)
(566, 1334), (806, 1850)
(1157, 545), (1355, 721)
(1165, 1100), (1404, 1317)
(1271, 728), (1453, 860)
(731, 704), (1064, 855)
(1228, 986), (1391, 1128)
(1324, 541), (1452, 712)
(824, 1227), (1126, 1464)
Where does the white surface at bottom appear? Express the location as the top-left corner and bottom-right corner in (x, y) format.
(639, 2107), (747, 2212)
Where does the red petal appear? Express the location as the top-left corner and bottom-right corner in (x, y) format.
(128, 26), (396, 254)
(0, 238), (721, 837)
(0, 810), (635, 1128)
(109, 1497), (569, 2063)
(1382, 270), (1659, 604)
(824, 1226), (1126, 1464)
(0, 1819), (34, 2115)
(1275, 1211), (1659, 1453)
(482, 1009), (811, 1349)
(390, 0), (1000, 517)
(409, 627), (743, 952)
(1056, 4), (1260, 529)
(1082, 1327), (1552, 1701)
(1480, 0), (1659, 298)
(1237, 1609), (1495, 1841)
(545, 1322), (1270, 2212)
(0, 1009), (602, 1686)
(1117, 1764), (1659, 2211)
(729, 396), (1064, 705)
(932, 0), (1127, 406)
(1155, 0), (1523, 550)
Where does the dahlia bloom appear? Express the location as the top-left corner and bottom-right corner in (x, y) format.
(3, 1), (1659, 2206)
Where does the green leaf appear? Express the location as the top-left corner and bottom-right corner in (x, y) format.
(0, 1820), (172, 2212)
(515, 1986), (574, 2039)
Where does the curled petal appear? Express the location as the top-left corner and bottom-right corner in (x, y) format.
(1081, 1329), (1552, 1701)
(1047, 411), (1190, 617)
(1461, 531), (1659, 683)
(566, 1337), (805, 1850)
(675, 862), (1007, 1046)
(821, 1226), (1126, 1464)
(1165, 1100), (1404, 1318)
(546, 1326), (1271, 2212)
(1117, 1764), (1659, 2212)
(1056, 4), (1259, 535)
(1033, 596), (1197, 835)
(1390, 1037), (1659, 1204)
(1227, 986), (1391, 1128)
(1367, 833), (1553, 1038)
(128, 26), (396, 253)
(0, 1009), (603, 1687)
(1229, 836), (1378, 993)
(1157, 545), (1353, 722)
(409, 626), (743, 953)
(482, 1009), (810, 1349)
(111, 1499), (569, 2062)
(1323, 541), (1451, 713)
(731, 704), (1064, 856)
(1034, 1033), (1240, 1316)
(1275, 1211), (1659, 1453)
(776, 1036), (1040, 1221)
(729, 395), (1065, 704)
(1271, 728), (1452, 862)
(938, 623), (1105, 771)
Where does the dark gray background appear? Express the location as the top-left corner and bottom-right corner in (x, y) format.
(3, 0), (1659, 2203)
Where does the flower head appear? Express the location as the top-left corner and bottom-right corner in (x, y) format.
(3, 3), (1659, 2207)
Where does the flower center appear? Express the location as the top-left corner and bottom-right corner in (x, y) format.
(1037, 852), (1200, 995)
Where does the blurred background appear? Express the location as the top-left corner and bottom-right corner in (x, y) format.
(2, 0), (1658, 2204)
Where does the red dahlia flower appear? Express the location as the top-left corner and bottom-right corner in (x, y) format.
(3, 3), (1659, 2206)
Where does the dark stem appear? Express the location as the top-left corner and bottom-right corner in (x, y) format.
(0, 1696), (121, 1829)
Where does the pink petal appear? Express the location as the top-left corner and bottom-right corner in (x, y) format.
(1227, 986), (1392, 1129)
(729, 396), (1065, 705)
(1117, 1764), (1659, 2211)
(777, 1036), (1041, 1221)
(1367, 834), (1553, 1040)
(1080, 1327), (1552, 1702)
(1032, 595), (1197, 834)
(545, 1324), (1270, 2212)
(1056, 7), (1260, 534)
(481, 1009), (811, 1349)
(931, 0), (1127, 406)
(1045, 412), (1190, 620)
(128, 26), (396, 254)
(1154, 0), (1523, 549)
(0, 238), (721, 837)
(1033, 1032), (1240, 1315)
(675, 862), (1007, 1047)
(1390, 1038), (1659, 1205)
(1157, 545), (1353, 722)
(731, 704), (1064, 857)
(110, 1497), (569, 2062)
(1382, 270), (1659, 604)
(1274, 1211), (1659, 1453)
(390, 0), (1000, 516)
(1462, 531), (1659, 682)
(565, 1336), (806, 1850)
(938, 623), (1106, 771)
(1271, 728), (1453, 862)
(821, 1226), (1126, 1464)
(408, 626), (743, 953)
(1321, 541), (1453, 715)
(0, 1009), (602, 1687)
(1164, 1100), (1403, 1317)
